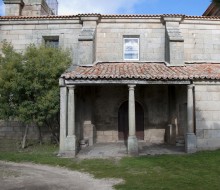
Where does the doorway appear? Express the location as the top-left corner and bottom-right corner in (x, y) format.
(118, 101), (144, 141)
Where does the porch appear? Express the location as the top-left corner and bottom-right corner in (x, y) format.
(77, 142), (185, 159)
(59, 62), (200, 157)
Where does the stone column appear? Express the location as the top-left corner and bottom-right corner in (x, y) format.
(185, 84), (197, 153)
(128, 85), (139, 156)
(59, 79), (67, 153)
(66, 85), (77, 156)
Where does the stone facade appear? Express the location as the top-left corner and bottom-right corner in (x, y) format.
(1, 2), (220, 156)
(195, 83), (220, 150)
(3, 0), (56, 16)
(2, 15), (220, 65)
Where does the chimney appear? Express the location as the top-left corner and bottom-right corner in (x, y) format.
(3, 0), (24, 16)
(3, 0), (58, 17)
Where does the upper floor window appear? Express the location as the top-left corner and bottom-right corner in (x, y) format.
(123, 37), (139, 60)
(43, 36), (59, 48)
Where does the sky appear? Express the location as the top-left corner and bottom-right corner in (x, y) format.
(0, 0), (212, 16)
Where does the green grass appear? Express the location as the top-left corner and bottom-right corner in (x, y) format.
(1, 144), (220, 190)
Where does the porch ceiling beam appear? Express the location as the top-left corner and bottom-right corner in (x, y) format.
(64, 80), (191, 85)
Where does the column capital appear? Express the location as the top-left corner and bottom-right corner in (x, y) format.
(67, 85), (76, 90)
(128, 84), (136, 89)
(187, 84), (194, 90)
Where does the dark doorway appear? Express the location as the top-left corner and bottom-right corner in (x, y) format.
(118, 101), (144, 140)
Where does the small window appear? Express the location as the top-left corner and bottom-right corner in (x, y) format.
(43, 36), (59, 48)
(123, 37), (139, 60)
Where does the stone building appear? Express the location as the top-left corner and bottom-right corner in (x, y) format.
(1, 1), (220, 156)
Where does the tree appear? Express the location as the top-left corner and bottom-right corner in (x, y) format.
(0, 41), (22, 119)
(212, 0), (220, 5)
(0, 41), (71, 147)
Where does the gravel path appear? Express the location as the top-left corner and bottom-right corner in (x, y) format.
(0, 161), (122, 190)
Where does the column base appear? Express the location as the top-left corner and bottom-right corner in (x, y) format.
(64, 135), (77, 156)
(128, 136), (139, 156)
(185, 133), (197, 153)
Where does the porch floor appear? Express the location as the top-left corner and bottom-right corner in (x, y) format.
(77, 142), (185, 159)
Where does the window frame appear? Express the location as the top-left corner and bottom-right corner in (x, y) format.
(123, 37), (140, 61)
(43, 36), (59, 48)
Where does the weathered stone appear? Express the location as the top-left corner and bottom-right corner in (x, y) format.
(128, 136), (139, 156)
(185, 133), (197, 153)
(59, 85), (68, 153)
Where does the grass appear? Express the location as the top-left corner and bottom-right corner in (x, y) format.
(0, 144), (220, 190)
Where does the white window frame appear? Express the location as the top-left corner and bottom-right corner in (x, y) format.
(123, 37), (140, 61)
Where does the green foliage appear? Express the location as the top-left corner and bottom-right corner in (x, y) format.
(0, 41), (71, 129)
(0, 41), (23, 119)
(212, 0), (220, 5)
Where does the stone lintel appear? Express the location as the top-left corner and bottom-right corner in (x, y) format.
(65, 79), (191, 85)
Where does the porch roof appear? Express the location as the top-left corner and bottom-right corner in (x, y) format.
(62, 62), (220, 82)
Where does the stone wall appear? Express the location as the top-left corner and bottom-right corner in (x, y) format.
(1, 16), (220, 66)
(0, 19), (82, 65)
(96, 20), (165, 62)
(143, 85), (169, 143)
(94, 86), (126, 142)
(92, 85), (170, 143)
(195, 83), (220, 150)
(0, 120), (50, 141)
(181, 20), (220, 63)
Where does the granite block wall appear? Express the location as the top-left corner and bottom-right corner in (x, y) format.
(195, 84), (220, 150)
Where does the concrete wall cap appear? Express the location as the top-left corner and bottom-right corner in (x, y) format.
(3, 0), (24, 5)
(162, 15), (184, 23)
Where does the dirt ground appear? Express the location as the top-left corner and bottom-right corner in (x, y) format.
(0, 161), (122, 190)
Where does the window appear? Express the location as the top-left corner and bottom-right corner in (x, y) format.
(43, 36), (59, 48)
(123, 37), (139, 60)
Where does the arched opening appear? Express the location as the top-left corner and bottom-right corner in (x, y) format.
(118, 101), (144, 141)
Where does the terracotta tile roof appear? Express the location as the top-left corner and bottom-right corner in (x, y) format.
(62, 62), (220, 81)
(1, 14), (220, 20)
(0, 15), (78, 20)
